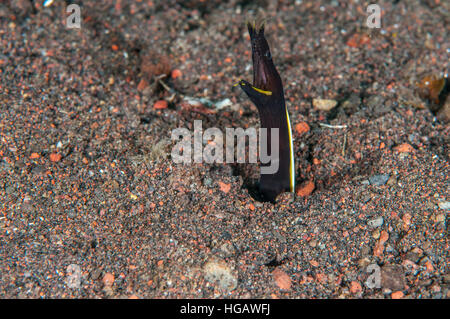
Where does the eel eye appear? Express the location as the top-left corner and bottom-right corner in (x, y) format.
(264, 51), (272, 59)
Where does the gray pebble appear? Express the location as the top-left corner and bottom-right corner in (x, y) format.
(437, 201), (450, 210)
(367, 216), (384, 228)
(369, 174), (390, 186)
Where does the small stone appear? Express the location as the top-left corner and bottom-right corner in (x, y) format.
(315, 273), (328, 284)
(218, 181), (231, 193)
(272, 268), (292, 291)
(437, 201), (450, 210)
(405, 251), (420, 263)
(295, 122), (310, 135)
(346, 33), (370, 48)
(368, 216), (384, 228)
(296, 180), (315, 197)
(171, 69), (182, 79)
(369, 174), (390, 186)
(49, 153), (62, 162)
(391, 291), (404, 299)
(379, 230), (389, 244)
(66, 264), (82, 289)
(381, 265), (405, 291)
(402, 213), (412, 229)
(153, 100), (168, 109)
(394, 143), (414, 153)
(358, 257), (371, 268)
(372, 229), (380, 239)
(203, 258), (237, 292)
(184, 97), (203, 107)
(219, 242), (235, 258)
(350, 281), (362, 294)
(214, 98), (232, 110)
(411, 247), (423, 257)
(313, 98), (338, 111)
(373, 231), (389, 257)
(102, 273), (115, 287)
(90, 269), (102, 280)
(137, 78), (149, 91)
(424, 260), (434, 272)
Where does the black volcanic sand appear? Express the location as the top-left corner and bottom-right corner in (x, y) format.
(0, 0), (449, 298)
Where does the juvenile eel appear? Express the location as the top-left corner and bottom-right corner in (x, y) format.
(237, 21), (295, 202)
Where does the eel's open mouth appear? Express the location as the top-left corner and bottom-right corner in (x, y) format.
(246, 20), (282, 94)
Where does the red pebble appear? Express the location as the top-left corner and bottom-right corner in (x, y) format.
(153, 100), (168, 109)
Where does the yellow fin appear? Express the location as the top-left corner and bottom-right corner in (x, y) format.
(252, 86), (272, 96)
(285, 106), (295, 192)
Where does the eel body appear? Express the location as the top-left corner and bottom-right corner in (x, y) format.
(238, 21), (295, 202)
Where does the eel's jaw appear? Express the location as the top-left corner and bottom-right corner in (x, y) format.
(254, 58), (269, 90)
(247, 19), (265, 39)
(247, 21), (282, 94)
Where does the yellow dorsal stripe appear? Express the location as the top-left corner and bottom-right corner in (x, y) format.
(285, 106), (295, 192)
(251, 86), (272, 96)
(234, 82), (272, 96)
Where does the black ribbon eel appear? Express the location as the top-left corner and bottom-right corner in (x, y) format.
(237, 21), (295, 202)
